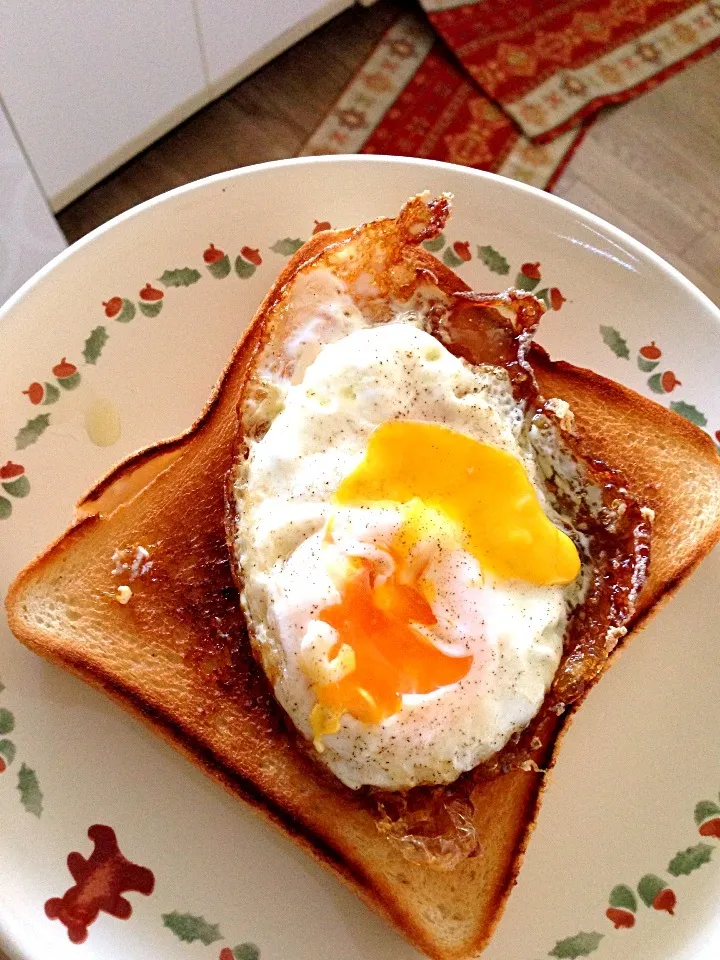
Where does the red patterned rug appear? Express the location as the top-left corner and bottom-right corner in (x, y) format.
(301, 2), (720, 189)
(422, 0), (720, 140)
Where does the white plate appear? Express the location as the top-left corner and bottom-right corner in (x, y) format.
(1, 156), (719, 960)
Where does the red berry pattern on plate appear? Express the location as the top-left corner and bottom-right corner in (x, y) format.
(52, 358), (77, 379)
(601, 329), (711, 435)
(23, 378), (62, 406)
(516, 261), (541, 291)
(442, 243), (466, 268)
(241, 246), (262, 267)
(0, 739), (15, 769)
(138, 283), (164, 317)
(662, 370), (681, 392)
(103, 297), (135, 323)
(0, 460), (24, 480)
(1, 460), (30, 503)
(648, 370), (681, 394)
(103, 297), (123, 318)
(520, 261), (541, 279)
(204, 243), (225, 265)
(606, 907), (635, 929)
(653, 888), (676, 914)
(139, 283), (163, 302)
(699, 818), (720, 838)
(638, 340), (662, 372)
(235, 250), (258, 279)
(22, 378), (62, 407)
(204, 244), (232, 279)
(695, 799), (720, 839)
(606, 884), (637, 928)
(549, 287), (566, 310)
(452, 240), (472, 261)
(22, 382), (44, 405)
(313, 219), (332, 234)
(52, 358), (81, 391)
(638, 874), (675, 914)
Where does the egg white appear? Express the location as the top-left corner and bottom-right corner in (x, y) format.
(235, 321), (575, 790)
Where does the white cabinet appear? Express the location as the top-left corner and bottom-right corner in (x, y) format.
(0, 102), (66, 305)
(196, 0), (352, 93)
(0, 0), (348, 212)
(0, 0), (207, 209)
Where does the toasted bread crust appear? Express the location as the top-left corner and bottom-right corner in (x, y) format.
(531, 349), (720, 611)
(6, 201), (720, 960)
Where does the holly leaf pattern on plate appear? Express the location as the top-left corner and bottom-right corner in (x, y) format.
(668, 843), (713, 876)
(233, 945), (260, 960)
(609, 884), (637, 912)
(138, 300), (163, 318)
(599, 325), (630, 359)
(0, 709), (15, 735)
(695, 800), (720, 825)
(534, 287), (550, 309)
(477, 245), (510, 275)
(162, 912), (222, 945)
(41, 382), (61, 405)
(0, 739), (16, 765)
(159, 268), (201, 287)
(235, 256), (256, 279)
(443, 246), (464, 268)
(83, 326), (109, 365)
(15, 414), (50, 450)
(549, 932), (603, 958)
(670, 400), (707, 427)
(637, 874), (665, 907)
(270, 238), (304, 256)
(2, 476), (30, 498)
(17, 764), (42, 817)
(422, 233), (445, 252)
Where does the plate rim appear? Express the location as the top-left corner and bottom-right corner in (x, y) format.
(2, 155), (719, 332)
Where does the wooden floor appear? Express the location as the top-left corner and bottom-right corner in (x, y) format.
(57, 0), (720, 307)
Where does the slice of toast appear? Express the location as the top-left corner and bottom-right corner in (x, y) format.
(6, 197), (720, 960)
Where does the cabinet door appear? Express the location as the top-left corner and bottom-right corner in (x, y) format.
(0, 103), (65, 306)
(196, 0), (351, 92)
(0, 0), (206, 209)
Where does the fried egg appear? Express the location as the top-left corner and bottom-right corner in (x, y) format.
(235, 320), (582, 790)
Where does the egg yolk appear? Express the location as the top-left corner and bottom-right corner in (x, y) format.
(308, 421), (580, 744)
(311, 551), (473, 741)
(336, 421), (580, 586)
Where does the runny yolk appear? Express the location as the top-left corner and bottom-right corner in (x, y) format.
(308, 420), (581, 744)
(336, 421), (580, 587)
(312, 551), (473, 738)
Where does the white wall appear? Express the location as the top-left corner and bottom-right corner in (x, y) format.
(0, 101), (66, 307)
